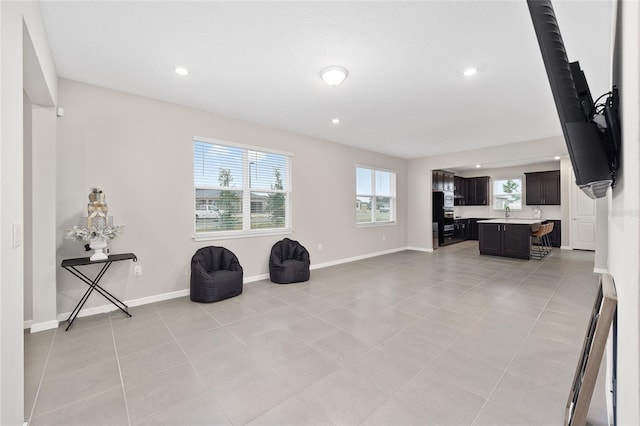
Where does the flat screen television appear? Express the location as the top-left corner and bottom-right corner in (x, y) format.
(527, 0), (620, 199)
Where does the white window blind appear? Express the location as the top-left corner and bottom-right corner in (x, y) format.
(356, 166), (396, 224)
(194, 138), (291, 236)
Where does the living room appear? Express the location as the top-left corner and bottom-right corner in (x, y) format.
(2, 1), (639, 425)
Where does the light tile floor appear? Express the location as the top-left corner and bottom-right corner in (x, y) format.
(25, 242), (609, 425)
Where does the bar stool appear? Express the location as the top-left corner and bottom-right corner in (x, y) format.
(543, 222), (554, 255)
(531, 223), (550, 259)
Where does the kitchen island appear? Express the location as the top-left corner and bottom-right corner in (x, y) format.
(478, 219), (542, 260)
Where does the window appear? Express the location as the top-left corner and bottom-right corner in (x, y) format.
(356, 166), (396, 224)
(193, 137), (291, 237)
(493, 177), (522, 210)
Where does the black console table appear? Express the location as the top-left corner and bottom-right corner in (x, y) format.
(61, 253), (137, 331)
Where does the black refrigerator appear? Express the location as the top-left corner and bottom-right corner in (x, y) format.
(432, 191), (454, 246)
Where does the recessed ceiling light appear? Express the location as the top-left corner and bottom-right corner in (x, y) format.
(464, 67), (478, 77)
(175, 67), (189, 76)
(554, 156), (561, 160)
(320, 66), (348, 86)
(475, 164), (482, 168)
(331, 118), (341, 124)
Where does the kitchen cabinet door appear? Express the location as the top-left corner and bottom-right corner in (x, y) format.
(502, 224), (532, 258)
(542, 171), (561, 205)
(474, 177), (489, 205)
(479, 224), (503, 255)
(525, 171), (560, 205)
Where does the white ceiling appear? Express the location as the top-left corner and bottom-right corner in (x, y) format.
(38, 0), (614, 159)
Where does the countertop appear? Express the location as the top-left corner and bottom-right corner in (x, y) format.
(477, 218), (543, 225)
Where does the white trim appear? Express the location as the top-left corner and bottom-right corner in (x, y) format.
(56, 288), (190, 322)
(356, 222), (396, 228)
(310, 247), (408, 270)
(355, 162), (397, 174)
(193, 228), (292, 242)
(193, 135), (294, 157)
(594, 267), (609, 274)
(245, 273), (270, 283)
(29, 320), (59, 333)
(560, 245), (573, 250)
(407, 246), (433, 252)
(23, 320), (32, 330)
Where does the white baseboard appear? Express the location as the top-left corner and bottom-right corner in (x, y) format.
(310, 247), (408, 270)
(407, 246), (433, 252)
(48, 247), (411, 322)
(30, 320), (59, 333)
(594, 268), (609, 274)
(245, 273), (269, 283)
(53, 272), (283, 322)
(560, 246), (573, 250)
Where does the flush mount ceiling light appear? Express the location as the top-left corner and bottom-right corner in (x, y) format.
(175, 66), (189, 76)
(554, 156), (561, 160)
(331, 118), (341, 124)
(320, 66), (348, 86)
(475, 164), (482, 168)
(463, 67), (478, 77)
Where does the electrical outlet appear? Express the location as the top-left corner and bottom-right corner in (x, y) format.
(318, 243), (323, 251)
(134, 265), (142, 276)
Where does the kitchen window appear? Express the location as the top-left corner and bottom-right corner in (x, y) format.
(193, 136), (292, 239)
(356, 166), (396, 225)
(493, 177), (522, 210)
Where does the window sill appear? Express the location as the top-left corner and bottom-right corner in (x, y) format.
(356, 221), (397, 228)
(193, 228), (293, 242)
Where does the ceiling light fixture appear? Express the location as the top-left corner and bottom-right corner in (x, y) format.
(554, 156), (561, 160)
(332, 118), (341, 124)
(475, 164), (482, 168)
(175, 67), (189, 76)
(464, 67), (478, 77)
(320, 66), (348, 86)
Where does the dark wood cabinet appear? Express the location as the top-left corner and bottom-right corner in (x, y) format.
(472, 177), (489, 205)
(479, 223), (532, 259)
(433, 170), (455, 192)
(444, 173), (454, 192)
(525, 171), (560, 205)
(467, 218), (489, 241)
(464, 176), (489, 205)
(432, 171), (444, 191)
(453, 176), (489, 206)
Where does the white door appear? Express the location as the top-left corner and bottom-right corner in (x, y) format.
(571, 172), (597, 251)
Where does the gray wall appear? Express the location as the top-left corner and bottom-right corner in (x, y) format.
(55, 79), (408, 314)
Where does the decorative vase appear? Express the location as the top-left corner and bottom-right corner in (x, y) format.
(89, 238), (109, 261)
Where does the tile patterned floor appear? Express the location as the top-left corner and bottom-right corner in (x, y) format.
(25, 242), (609, 425)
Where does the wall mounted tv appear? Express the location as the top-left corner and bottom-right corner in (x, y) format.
(527, 0), (620, 199)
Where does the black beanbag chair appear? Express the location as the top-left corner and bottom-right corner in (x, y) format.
(269, 238), (310, 284)
(190, 246), (243, 303)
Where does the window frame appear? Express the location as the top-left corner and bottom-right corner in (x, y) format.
(193, 135), (293, 241)
(356, 164), (397, 227)
(492, 176), (524, 211)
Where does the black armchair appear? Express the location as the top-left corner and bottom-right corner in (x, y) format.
(190, 246), (243, 303)
(269, 238), (310, 284)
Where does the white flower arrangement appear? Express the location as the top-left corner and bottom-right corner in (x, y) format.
(65, 225), (125, 242)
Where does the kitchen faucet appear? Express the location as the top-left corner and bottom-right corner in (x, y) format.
(505, 206), (511, 218)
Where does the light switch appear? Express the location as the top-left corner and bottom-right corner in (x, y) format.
(12, 224), (22, 248)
